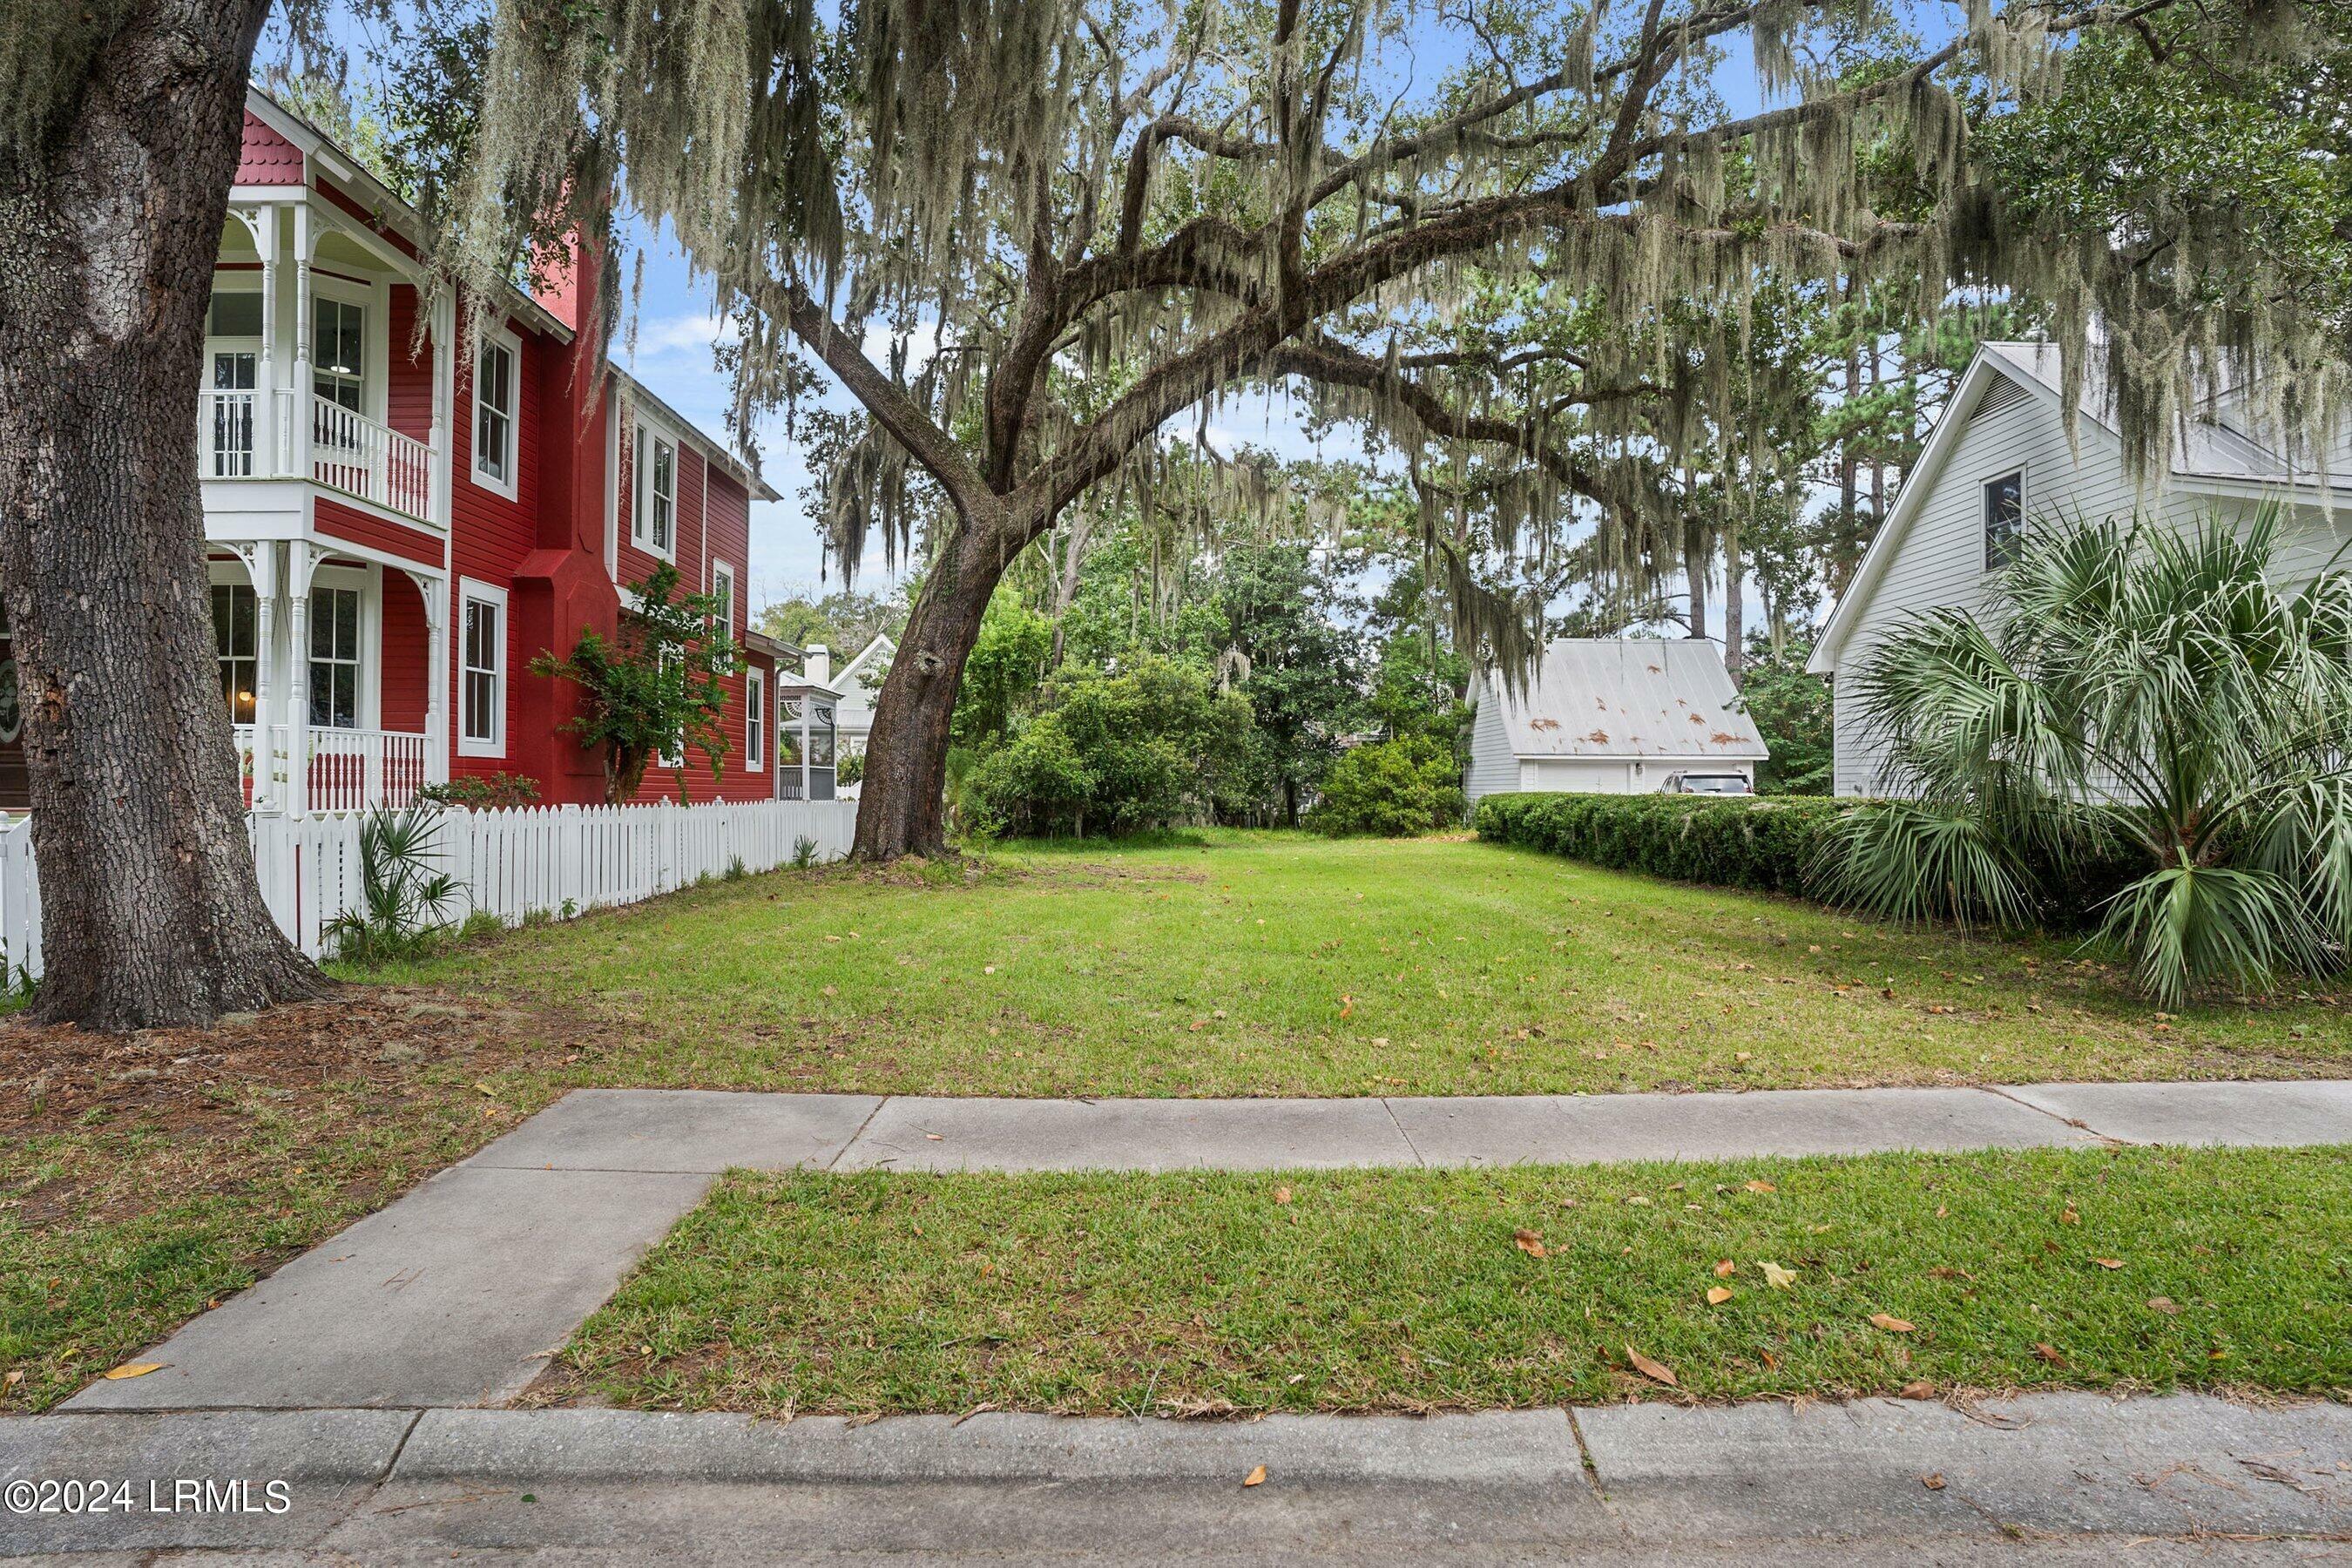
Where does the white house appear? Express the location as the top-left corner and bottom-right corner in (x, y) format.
(1464, 638), (1767, 801)
(1808, 342), (2352, 797)
(828, 632), (894, 759)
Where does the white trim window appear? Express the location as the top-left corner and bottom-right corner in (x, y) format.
(308, 584), (364, 730)
(1983, 469), (2025, 571)
(710, 558), (735, 632)
(458, 579), (508, 757)
(472, 328), (520, 499)
(632, 421), (677, 559)
(746, 666), (766, 771)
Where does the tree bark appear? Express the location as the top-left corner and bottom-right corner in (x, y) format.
(850, 515), (1015, 859)
(1722, 517), (1744, 686)
(0, 0), (327, 1028)
(1684, 517), (1708, 639)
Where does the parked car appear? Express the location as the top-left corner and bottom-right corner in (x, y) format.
(1659, 771), (1754, 795)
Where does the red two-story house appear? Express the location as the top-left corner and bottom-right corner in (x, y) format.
(0, 89), (798, 814)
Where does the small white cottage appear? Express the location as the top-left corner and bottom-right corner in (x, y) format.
(1464, 638), (1767, 802)
(1808, 342), (2352, 796)
(827, 632), (896, 760)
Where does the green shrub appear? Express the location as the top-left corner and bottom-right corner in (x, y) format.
(1473, 791), (1851, 896)
(1307, 737), (1465, 837)
(418, 771), (540, 810)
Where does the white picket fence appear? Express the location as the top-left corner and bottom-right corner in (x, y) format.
(0, 798), (859, 979)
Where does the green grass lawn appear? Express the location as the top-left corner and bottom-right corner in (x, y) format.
(548, 1145), (2352, 1416)
(10, 829), (2349, 1415)
(366, 830), (2352, 1096)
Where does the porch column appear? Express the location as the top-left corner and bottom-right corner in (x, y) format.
(407, 568), (449, 787)
(253, 206), (278, 474)
(427, 289), (452, 530)
(292, 202), (313, 482)
(285, 542), (318, 817)
(247, 543), (280, 812)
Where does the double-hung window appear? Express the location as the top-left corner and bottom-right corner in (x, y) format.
(1983, 470), (2024, 570)
(308, 585), (362, 729)
(313, 296), (366, 412)
(459, 581), (507, 756)
(473, 330), (518, 497)
(746, 667), (767, 770)
(632, 423), (676, 558)
(213, 583), (259, 722)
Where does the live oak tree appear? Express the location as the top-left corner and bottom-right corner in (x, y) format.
(454, 0), (2350, 861)
(0, 0), (355, 1027)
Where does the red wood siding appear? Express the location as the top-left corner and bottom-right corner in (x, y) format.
(237, 112), (302, 184)
(386, 285), (432, 444)
(447, 310), (544, 783)
(380, 573), (429, 733)
(314, 496), (442, 566)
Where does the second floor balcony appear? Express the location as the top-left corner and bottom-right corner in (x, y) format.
(200, 386), (436, 526)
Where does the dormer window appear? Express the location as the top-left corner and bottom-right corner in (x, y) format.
(1983, 470), (2024, 570)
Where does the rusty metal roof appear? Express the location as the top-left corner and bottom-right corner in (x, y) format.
(1484, 639), (1767, 760)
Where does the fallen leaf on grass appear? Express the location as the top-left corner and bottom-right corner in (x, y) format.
(1869, 1314), (1916, 1334)
(1242, 1466), (1267, 1488)
(2146, 1296), (2180, 1315)
(1744, 1179), (1777, 1194)
(1625, 1345), (1680, 1388)
(2058, 1206), (2079, 1226)
(1713, 1260), (1736, 1277)
(1513, 1228), (1547, 1258)
(1706, 1287), (1734, 1306)
(1759, 1261), (1797, 1289)
(103, 1362), (167, 1381)
(1274, 1186), (1293, 1205)
(1899, 1380), (1936, 1400)
(3, 1369), (23, 1388)
(2032, 1342), (2068, 1368)
(2092, 1257), (2125, 1270)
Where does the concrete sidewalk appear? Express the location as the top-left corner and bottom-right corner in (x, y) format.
(5, 1393), (2347, 1561)
(59, 1078), (2352, 1414)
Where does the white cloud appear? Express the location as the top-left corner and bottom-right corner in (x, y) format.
(631, 311), (738, 359)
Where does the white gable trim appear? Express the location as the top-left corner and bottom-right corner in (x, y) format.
(1809, 352), (2048, 675)
(1811, 345), (2348, 676)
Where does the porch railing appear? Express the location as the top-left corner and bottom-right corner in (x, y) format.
(234, 724), (433, 813)
(198, 388), (436, 527)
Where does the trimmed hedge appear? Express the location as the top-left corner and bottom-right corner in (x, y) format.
(1473, 791), (1849, 898)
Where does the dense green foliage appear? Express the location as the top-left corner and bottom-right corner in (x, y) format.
(962, 659), (1259, 838)
(1304, 737), (1464, 838)
(1829, 510), (2352, 1004)
(1739, 639), (1834, 794)
(1476, 792), (1849, 898)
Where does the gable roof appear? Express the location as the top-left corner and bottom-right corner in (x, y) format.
(839, 632), (896, 683)
(1808, 342), (2351, 676)
(1478, 639), (1766, 760)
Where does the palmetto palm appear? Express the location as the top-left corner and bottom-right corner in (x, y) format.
(1829, 507), (2352, 1004)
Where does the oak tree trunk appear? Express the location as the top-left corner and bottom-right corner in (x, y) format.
(0, 0), (328, 1029)
(850, 517), (1012, 860)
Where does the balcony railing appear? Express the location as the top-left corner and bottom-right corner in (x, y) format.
(199, 388), (437, 527)
(234, 724), (433, 813)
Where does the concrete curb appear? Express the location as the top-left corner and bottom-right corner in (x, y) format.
(5, 1394), (2345, 1559)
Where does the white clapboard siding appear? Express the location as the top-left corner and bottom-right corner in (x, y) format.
(0, 799), (858, 978)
